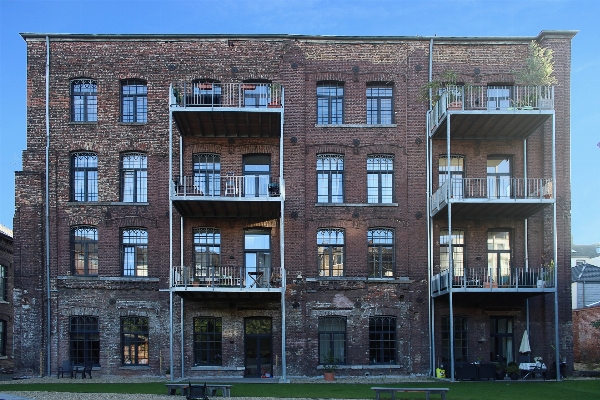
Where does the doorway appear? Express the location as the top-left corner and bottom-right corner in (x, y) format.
(244, 317), (272, 378)
(490, 317), (514, 364)
(243, 154), (270, 197)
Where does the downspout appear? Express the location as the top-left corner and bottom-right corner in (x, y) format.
(45, 36), (52, 377)
(552, 112), (560, 380)
(447, 113), (455, 382)
(168, 85), (174, 381)
(427, 38), (434, 377)
(524, 139), (529, 334)
(279, 87), (287, 381)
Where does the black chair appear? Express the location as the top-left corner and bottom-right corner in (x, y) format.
(79, 361), (93, 378)
(186, 382), (208, 400)
(58, 361), (74, 378)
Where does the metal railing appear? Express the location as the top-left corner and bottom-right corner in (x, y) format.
(172, 175), (280, 198)
(172, 265), (280, 289)
(428, 85), (554, 134)
(432, 265), (555, 294)
(171, 82), (283, 108)
(430, 177), (553, 210)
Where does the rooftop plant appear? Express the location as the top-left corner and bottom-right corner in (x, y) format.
(515, 41), (558, 86)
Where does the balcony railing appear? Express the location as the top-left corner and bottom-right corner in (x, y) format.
(428, 85), (554, 132)
(431, 265), (555, 294)
(173, 175), (280, 199)
(430, 177), (553, 212)
(171, 82), (283, 108)
(172, 265), (281, 289)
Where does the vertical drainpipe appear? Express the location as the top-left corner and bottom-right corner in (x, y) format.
(524, 140), (530, 334)
(179, 132), (184, 379)
(45, 36), (52, 377)
(552, 112), (560, 380)
(168, 85), (174, 381)
(279, 87), (287, 381)
(426, 38), (434, 377)
(447, 113), (454, 382)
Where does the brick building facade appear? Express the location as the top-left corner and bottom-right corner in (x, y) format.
(14, 31), (575, 379)
(0, 225), (13, 373)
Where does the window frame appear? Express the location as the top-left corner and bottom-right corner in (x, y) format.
(369, 316), (397, 364)
(121, 79), (148, 123)
(438, 155), (464, 198)
(71, 79), (98, 122)
(367, 155), (394, 203)
(318, 316), (346, 365)
(366, 83), (393, 124)
(317, 228), (345, 277)
(71, 226), (98, 276)
(69, 315), (100, 366)
(193, 317), (223, 366)
(440, 228), (465, 277)
(193, 153), (221, 196)
(368, 228), (395, 278)
(121, 228), (148, 277)
(441, 315), (468, 364)
(317, 81), (344, 124)
(193, 228), (221, 279)
(317, 154), (344, 203)
(121, 153), (148, 203)
(121, 316), (149, 366)
(71, 152), (98, 202)
(0, 264), (7, 302)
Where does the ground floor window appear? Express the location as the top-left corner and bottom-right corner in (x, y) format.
(369, 316), (396, 364)
(318, 316), (346, 365)
(121, 316), (149, 365)
(70, 316), (100, 366)
(194, 317), (222, 366)
(441, 315), (468, 364)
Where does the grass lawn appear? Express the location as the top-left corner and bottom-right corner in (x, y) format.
(1, 380), (599, 400)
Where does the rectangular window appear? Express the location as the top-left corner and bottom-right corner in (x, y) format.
(367, 155), (393, 203)
(193, 317), (222, 366)
(440, 229), (465, 277)
(367, 84), (393, 124)
(317, 82), (344, 124)
(121, 316), (149, 365)
(0, 265), (7, 302)
(121, 153), (147, 202)
(317, 154), (344, 203)
(122, 228), (148, 277)
(319, 316), (346, 365)
(193, 154), (221, 196)
(194, 228), (221, 279)
(122, 79), (147, 122)
(72, 153), (98, 202)
(441, 315), (468, 363)
(368, 229), (394, 278)
(439, 155), (464, 198)
(71, 226), (98, 276)
(0, 320), (6, 356)
(71, 79), (97, 122)
(369, 316), (396, 364)
(70, 316), (100, 366)
(318, 229), (344, 277)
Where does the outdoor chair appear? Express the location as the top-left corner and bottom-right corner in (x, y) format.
(58, 360), (74, 378)
(186, 382), (208, 400)
(76, 361), (93, 379)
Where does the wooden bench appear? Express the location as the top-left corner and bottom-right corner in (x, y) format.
(371, 387), (449, 400)
(166, 383), (232, 397)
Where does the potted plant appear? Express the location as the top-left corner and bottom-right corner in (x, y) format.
(506, 362), (520, 380)
(321, 349), (340, 381)
(494, 362), (507, 380)
(419, 70), (462, 108)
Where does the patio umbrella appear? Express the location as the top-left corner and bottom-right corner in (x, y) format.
(519, 330), (531, 353)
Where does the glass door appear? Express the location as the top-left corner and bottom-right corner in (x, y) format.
(243, 154), (270, 197)
(490, 317), (514, 364)
(487, 230), (511, 286)
(244, 318), (272, 378)
(487, 156), (511, 199)
(244, 230), (271, 288)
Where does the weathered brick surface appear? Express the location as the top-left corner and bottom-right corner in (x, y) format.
(0, 230), (14, 372)
(14, 32), (573, 378)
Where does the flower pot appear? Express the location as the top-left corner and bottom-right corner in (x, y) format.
(509, 372), (519, 380)
(323, 372), (335, 381)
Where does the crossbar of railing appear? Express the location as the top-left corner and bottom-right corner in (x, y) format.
(172, 265), (280, 288)
(171, 82), (282, 108)
(435, 266), (555, 290)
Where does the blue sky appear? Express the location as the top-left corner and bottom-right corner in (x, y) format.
(0, 0), (598, 244)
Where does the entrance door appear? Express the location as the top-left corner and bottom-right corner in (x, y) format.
(490, 317), (514, 364)
(243, 154), (270, 197)
(244, 318), (272, 378)
(487, 230), (511, 286)
(487, 156), (511, 199)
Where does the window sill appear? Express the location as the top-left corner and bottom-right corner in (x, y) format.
(68, 122), (97, 125)
(119, 122), (147, 126)
(190, 366), (244, 371)
(306, 277), (412, 283)
(58, 276), (160, 282)
(318, 364), (401, 370)
(315, 203), (398, 207)
(315, 124), (397, 128)
(67, 202), (149, 206)
(119, 365), (150, 370)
